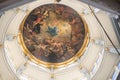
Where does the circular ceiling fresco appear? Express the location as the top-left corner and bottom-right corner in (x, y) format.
(19, 4), (89, 67)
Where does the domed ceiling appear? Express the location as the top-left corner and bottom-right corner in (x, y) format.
(19, 4), (89, 67)
(2, 1), (120, 80)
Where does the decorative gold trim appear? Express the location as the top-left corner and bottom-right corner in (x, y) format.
(18, 4), (90, 68)
(105, 47), (109, 51)
(0, 45), (2, 48)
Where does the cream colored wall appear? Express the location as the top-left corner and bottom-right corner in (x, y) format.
(0, 10), (18, 80)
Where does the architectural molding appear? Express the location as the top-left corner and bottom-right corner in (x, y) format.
(50, 73), (55, 80)
(16, 62), (28, 75)
(5, 35), (16, 41)
(0, 44), (3, 48)
(0, 0), (119, 80)
(0, 0), (34, 14)
(106, 46), (120, 54)
(92, 39), (104, 46)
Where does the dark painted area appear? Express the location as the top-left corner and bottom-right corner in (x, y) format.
(23, 4), (85, 63)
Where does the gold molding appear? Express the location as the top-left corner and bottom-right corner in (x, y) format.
(0, 44), (3, 48)
(17, 4), (90, 68)
(105, 47), (109, 51)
